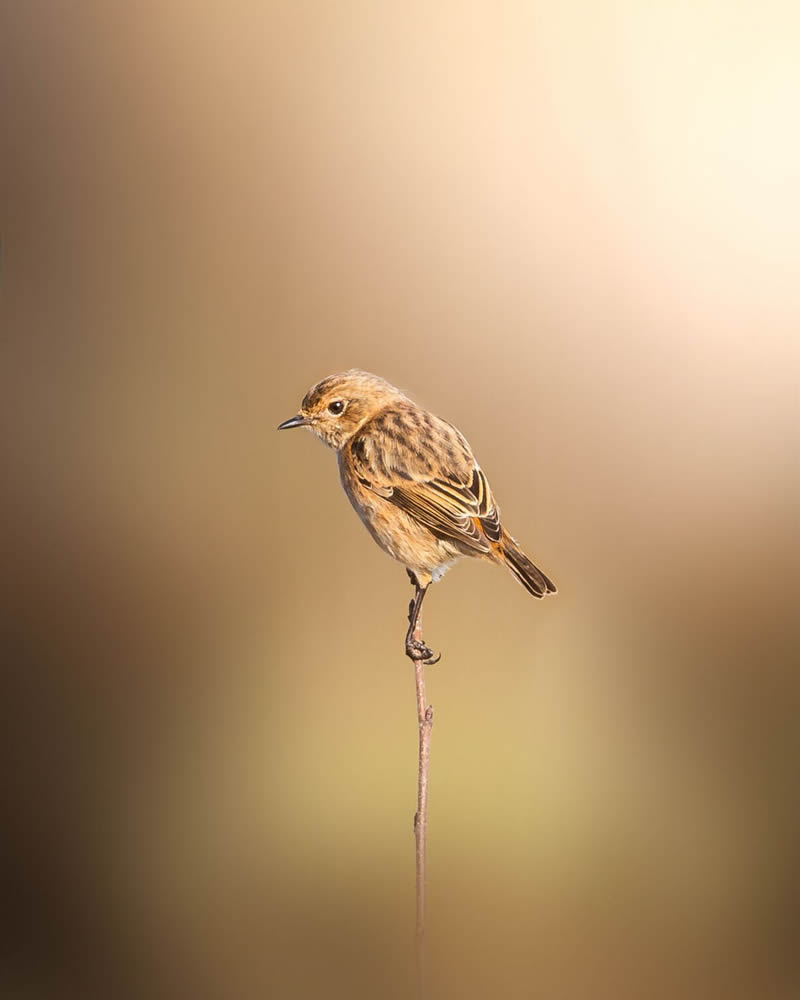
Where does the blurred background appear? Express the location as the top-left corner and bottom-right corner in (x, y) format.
(2, 2), (798, 997)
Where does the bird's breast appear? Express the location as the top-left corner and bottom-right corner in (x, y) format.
(337, 451), (459, 573)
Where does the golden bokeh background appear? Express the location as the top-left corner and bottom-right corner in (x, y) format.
(2, 2), (798, 997)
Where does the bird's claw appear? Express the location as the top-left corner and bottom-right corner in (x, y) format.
(405, 638), (441, 665)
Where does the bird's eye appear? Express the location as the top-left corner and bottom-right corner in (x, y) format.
(328, 400), (345, 415)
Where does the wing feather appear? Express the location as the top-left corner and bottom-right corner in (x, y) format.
(348, 411), (501, 555)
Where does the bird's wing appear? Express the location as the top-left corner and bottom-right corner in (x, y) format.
(389, 466), (501, 553)
(348, 413), (502, 555)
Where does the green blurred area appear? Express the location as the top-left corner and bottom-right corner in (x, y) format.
(2, 2), (798, 997)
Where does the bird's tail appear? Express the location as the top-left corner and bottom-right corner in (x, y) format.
(501, 530), (557, 598)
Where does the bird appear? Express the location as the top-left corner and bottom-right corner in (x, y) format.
(278, 370), (556, 663)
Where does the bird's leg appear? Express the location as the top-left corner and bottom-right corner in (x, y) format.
(405, 581), (441, 665)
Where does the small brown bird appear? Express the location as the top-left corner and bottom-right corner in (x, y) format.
(278, 370), (556, 663)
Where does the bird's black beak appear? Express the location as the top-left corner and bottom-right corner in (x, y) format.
(277, 414), (309, 430)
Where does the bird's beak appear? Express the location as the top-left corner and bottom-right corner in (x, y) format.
(277, 414), (310, 430)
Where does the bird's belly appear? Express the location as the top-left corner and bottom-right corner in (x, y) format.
(363, 503), (449, 570)
(341, 474), (456, 574)
(431, 559), (458, 582)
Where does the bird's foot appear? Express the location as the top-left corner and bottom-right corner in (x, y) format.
(405, 637), (441, 665)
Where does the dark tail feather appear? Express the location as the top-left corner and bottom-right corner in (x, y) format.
(501, 532), (557, 598)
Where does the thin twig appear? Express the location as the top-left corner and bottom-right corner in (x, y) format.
(410, 610), (434, 997)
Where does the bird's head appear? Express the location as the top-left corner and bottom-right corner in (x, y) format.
(277, 369), (406, 451)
